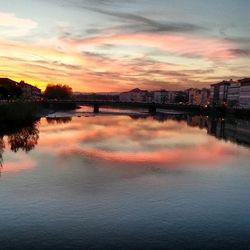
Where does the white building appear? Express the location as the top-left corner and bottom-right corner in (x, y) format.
(210, 80), (231, 106)
(227, 82), (240, 107)
(239, 78), (250, 108)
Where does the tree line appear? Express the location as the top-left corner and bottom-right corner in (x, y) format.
(0, 78), (73, 100)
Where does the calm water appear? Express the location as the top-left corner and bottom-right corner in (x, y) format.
(0, 108), (250, 249)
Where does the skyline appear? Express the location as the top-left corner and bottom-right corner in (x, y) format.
(0, 0), (249, 92)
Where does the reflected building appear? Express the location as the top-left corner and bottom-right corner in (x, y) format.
(207, 116), (250, 147)
(187, 115), (208, 129)
(142, 112), (250, 148)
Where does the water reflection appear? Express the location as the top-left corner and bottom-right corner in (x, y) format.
(0, 121), (39, 169)
(208, 116), (250, 147)
(8, 124), (39, 153)
(0, 113), (249, 172)
(0, 136), (4, 169)
(0, 112), (249, 249)
(46, 117), (72, 124)
(155, 113), (250, 148)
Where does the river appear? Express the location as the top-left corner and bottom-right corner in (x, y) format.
(0, 107), (249, 249)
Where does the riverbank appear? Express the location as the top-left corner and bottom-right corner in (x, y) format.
(0, 102), (40, 122)
(0, 101), (77, 120)
(0, 102), (249, 126)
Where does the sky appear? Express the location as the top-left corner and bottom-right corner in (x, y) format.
(0, 0), (249, 92)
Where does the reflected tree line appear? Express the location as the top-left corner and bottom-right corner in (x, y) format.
(0, 121), (39, 171)
(0, 117), (72, 171)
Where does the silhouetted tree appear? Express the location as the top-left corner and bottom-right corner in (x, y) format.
(8, 124), (39, 153)
(44, 84), (72, 100)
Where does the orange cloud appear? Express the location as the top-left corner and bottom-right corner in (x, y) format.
(0, 30), (242, 92)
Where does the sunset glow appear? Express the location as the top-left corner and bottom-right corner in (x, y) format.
(0, 0), (249, 92)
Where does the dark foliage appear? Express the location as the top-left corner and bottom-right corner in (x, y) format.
(44, 84), (72, 100)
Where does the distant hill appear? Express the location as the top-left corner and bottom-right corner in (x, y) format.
(0, 78), (22, 99)
(73, 91), (121, 96)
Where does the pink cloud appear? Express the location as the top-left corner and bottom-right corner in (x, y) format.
(2, 158), (36, 173)
(59, 143), (235, 167)
(61, 33), (235, 60)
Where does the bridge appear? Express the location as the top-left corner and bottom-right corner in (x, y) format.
(44, 100), (209, 114)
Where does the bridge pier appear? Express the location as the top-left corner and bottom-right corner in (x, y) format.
(148, 106), (156, 114)
(93, 104), (100, 113)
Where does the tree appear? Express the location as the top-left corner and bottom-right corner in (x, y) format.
(44, 84), (72, 100)
(8, 123), (39, 153)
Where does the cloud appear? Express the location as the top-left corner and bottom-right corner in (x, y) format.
(61, 143), (234, 166)
(56, 5), (205, 39)
(0, 36), (231, 92)
(83, 7), (205, 35)
(230, 48), (250, 57)
(0, 12), (37, 37)
(3, 158), (35, 173)
(61, 32), (235, 61)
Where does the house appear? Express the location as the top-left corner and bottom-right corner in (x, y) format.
(18, 81), (42, 100)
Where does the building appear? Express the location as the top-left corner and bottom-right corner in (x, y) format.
(119, 88), (148, 103)
(200, 88), (210, 106)
(153, 90), (168, 104)
(168, 91), (177, 104)
(187, 88), (209, 106)
(187, 88), (201, 105)
(210, 80), (231, 106)
(174, 91), (188, 104)
(18, 81), (41, 100)
(239, 78), (250, 108)
(227, 82), (240, 107)
(0, 78), (22, 99)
